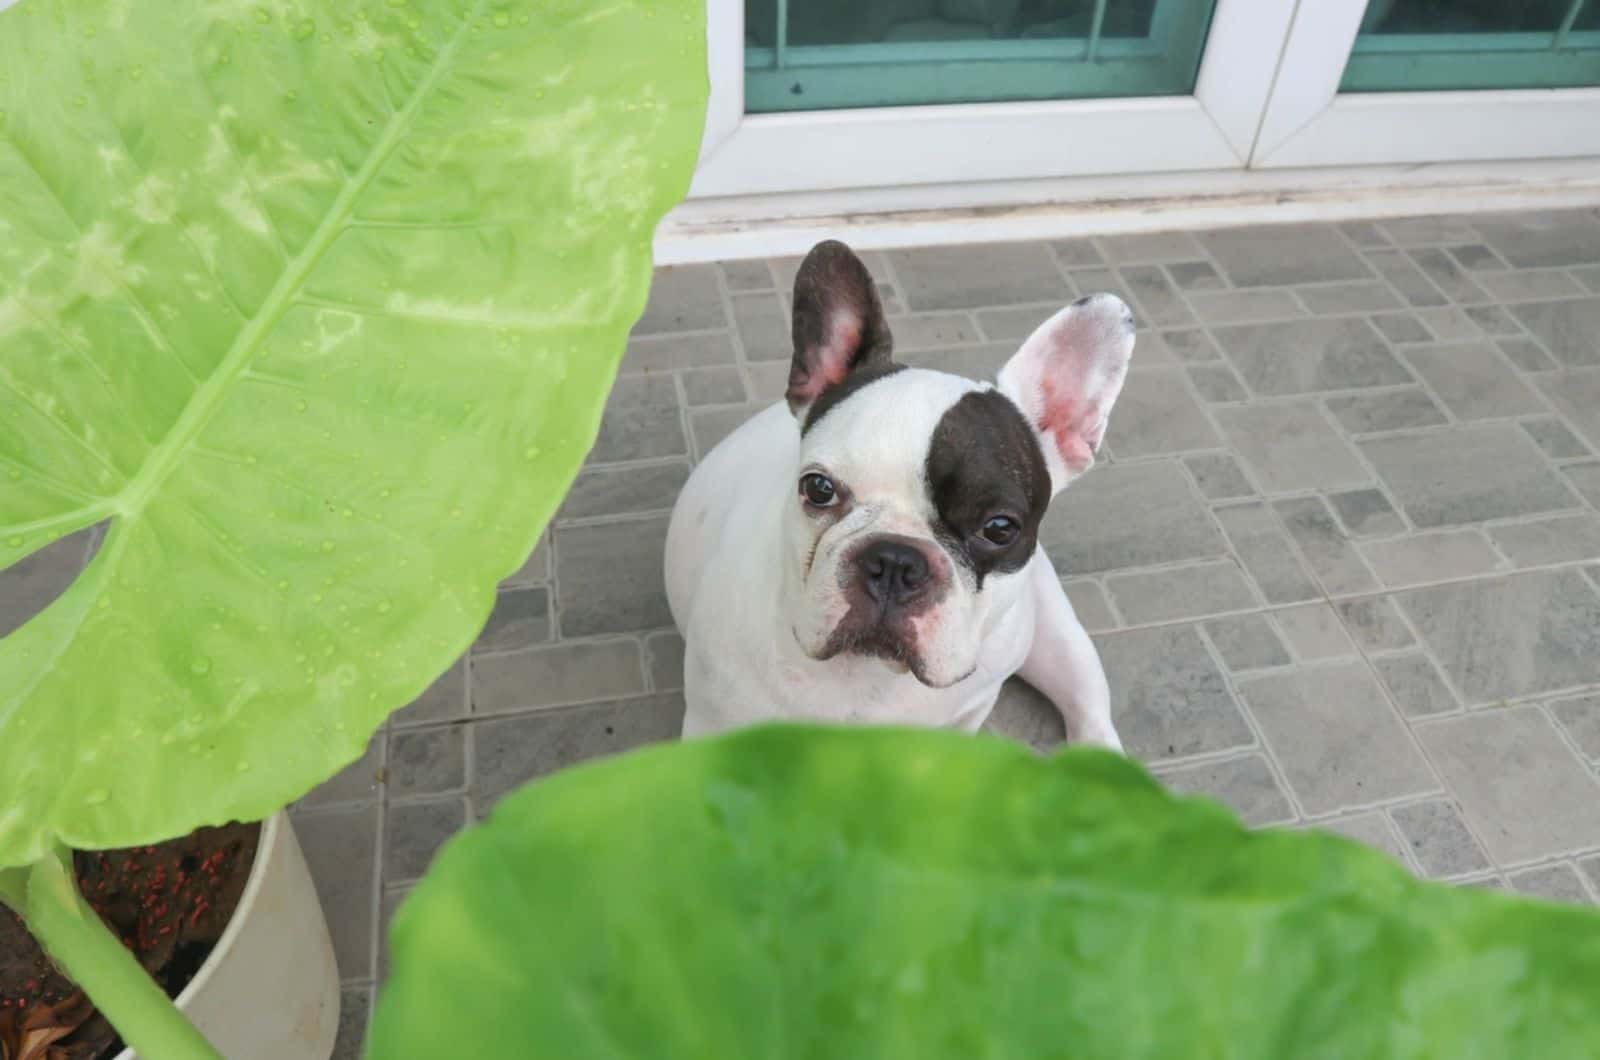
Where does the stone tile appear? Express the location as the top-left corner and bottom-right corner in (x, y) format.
(1574, 265), (1600, 294)
(1237, 662), (1435, 816)
(1274, 603), (1357, 660)
(1447, 244), (1508, 271)
(472, 586), (550, 655)
(974, 303), (1062, 343)
(0, 531), (86, 638)
(1204, 614), (1290, 671)
(1364, 249), (1448, 307)
(1414, 307), (1481, 341)
(1472, 210), (1600, 268)
(730, 291), (792, 361)
(384, 796), (467, 883)
(299, 734), (385, 809)
(1360, 423), (1578, 528)
(502, 534), (550, 588)
(633, 265), (726, 334)
(645, 630), (685, 692)
(1156, 754), (1294, 826)
(392, 659), (467, 727)
(1511, 298), (1600, 369)
(1105, 561), (1257, 624)
(1477, 269), (1585, 303)
(1167, 261), (1226, 291)
(1398, 570), (1600, 704)
(589, 375), (685, 463)
(1158, 328), (1222, 363)
(1507, 864), (1594, 905)
(890, 311), (981, 350)
(1097, 231), (1206, 263)
(1380, 216), (1480, 246)
(902, 343), (1016, 381)
(1375, 652), (1458, 718)
(1324, 389), (1448, 434)
(1461, 875), (1510, 892)
(387, 726), (465, 798)
(1185, 289), (1303, 324)
(1536, 369), (1600, 450)
(470, 694), (684, 812)
(333, 984), (370, 1060)
(890, 242), (1067, 311)
(680, 365), (747, 406)
(1583, 857), (1600, 897)
(622, 331), (738, 374)
(1464, 304), (1522, 338)
(691, 403), (765, 458)
(1328, 488), (1406, 538)
(877, 284), (907, 317)
(1370, 312), (1432, 344)
(559, 462), (690, 523)
(472, 638), (646, 715)
(1497, 337), (1558, 372)
(1063, 579), (1118, 633)
(1094, 625), (1253, 762)
(1415, 706), (1600, 863)
(1406, 248), (1489, 304)
(1202, 224), (1370, 287)
(1390, 798), (1491, 878)
(1314, 811), (1410, 865)
(1186, 363), (1249, 403)
(1335, 597), (1414, 652)
(1360, 530), (1503, 588)
(1548, 693), (1600, 760)
(744, 361), (788, 402)
(1273, 496), (1378, 595)
(1215, 403), (1369, 493)
(981, 677), (1064, 752)
(720, 259), (774, 292)
(1338, 221), (1390, 247)
(1212, 502), (1320, 604)
(1215, 317), (1410, 396)
(1102, 368), (1219, 457)
(1184, 453), (1254, 500)
(1119, 265), (1195, 326)
(1488, 514), (1600, 567)
(1049, 238), (1104, 267)
(1399, 341), (1543, 421)
(378, 884), (410, 985)
(295, 806), (378, 980)
(1039, 462), (1227, 574)
(555, 516), (672, 636)
(1521, 416), (1590, 459)
(1296, 281), (1401, 315)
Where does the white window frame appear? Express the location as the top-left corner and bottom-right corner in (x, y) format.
(1251, 0), (1600, 168)
(690, 0), (1294, 199)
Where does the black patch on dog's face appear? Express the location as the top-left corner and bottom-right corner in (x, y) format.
(924, 390), (1051, 588)
(801, 363), (906, 435)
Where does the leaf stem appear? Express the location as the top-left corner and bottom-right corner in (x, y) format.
(20, 846), (223, 1060)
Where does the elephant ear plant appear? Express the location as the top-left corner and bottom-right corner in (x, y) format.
(0, 0), (707, 1054)
(373, 727), (1600, 1058)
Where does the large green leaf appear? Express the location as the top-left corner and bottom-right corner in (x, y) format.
(371, 727), (1600, 1059)
(0, 0), (706, 867)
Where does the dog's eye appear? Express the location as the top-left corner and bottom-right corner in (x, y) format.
(980, 515), (1020, 546)
(799, 472), (838, 507)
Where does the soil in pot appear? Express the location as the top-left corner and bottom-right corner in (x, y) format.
(0, 821), (260, 1060)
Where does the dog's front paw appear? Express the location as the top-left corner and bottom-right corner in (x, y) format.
(1070, 725), (1124, 754)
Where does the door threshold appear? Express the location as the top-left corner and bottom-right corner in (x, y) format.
(654, 157), (1600, 264)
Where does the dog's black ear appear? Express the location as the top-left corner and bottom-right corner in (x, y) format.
(786, 240), (893, 418)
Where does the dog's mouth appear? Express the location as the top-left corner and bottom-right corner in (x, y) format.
(808, 622), (971, 688)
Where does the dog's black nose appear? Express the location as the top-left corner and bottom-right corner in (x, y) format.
(860, 540), (931, 607)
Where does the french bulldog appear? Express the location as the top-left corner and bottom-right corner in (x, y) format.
(664, 239), (1133, 749)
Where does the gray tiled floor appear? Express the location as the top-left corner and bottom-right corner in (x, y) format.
(7, 211), (1600, 1057)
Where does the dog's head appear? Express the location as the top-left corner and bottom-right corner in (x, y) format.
(779, 239), (1135, 688)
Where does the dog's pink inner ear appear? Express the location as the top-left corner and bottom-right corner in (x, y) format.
(1035, 374), (1102, 474)
(789, 309), (864, 406)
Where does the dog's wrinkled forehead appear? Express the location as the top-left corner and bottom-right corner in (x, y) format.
(797, 368), (977, 487)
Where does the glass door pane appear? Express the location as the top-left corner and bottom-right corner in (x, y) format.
(1342, 0), (1600, 92)
(744, 0), (1218, 113)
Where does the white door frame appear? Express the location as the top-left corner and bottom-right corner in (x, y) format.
(1251, 0), (1600, 168)
(689, 0), (1295, 199)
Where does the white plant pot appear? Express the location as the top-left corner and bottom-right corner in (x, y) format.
(114, 812), (340, 1060)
